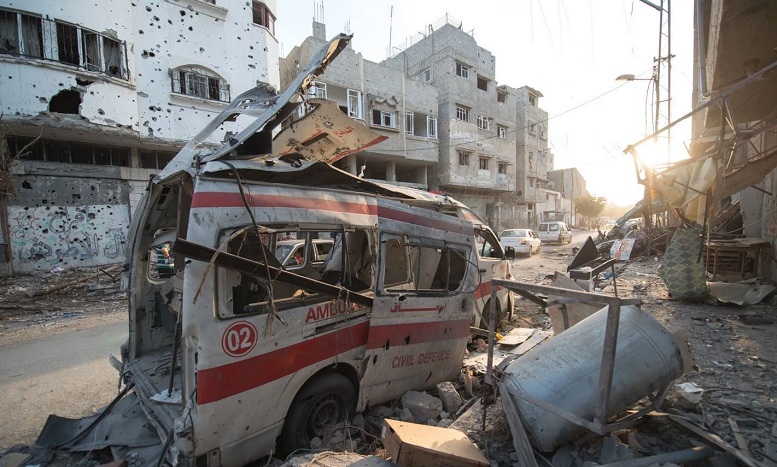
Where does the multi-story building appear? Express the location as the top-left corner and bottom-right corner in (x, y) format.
(548, 167), (588, 227)
(383, 17), (517, 229)
(0, 0), (279, 273)
(280, 20), (439, 188)
(514, 86), (554, 228)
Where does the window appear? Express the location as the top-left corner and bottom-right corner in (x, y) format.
(497, 91), (507, 103)
(458, 150), (470, 166)
(479, 157), (489, 170)
(1, 9), (128, 79)
(539, 123), (547, 139)
(381, 235), (467, 294)
(477, 75), (488, 91)
(456, 105), (469, 122)
(372, 110), (397, 128)
(172, 67), (230, 102)
(427, 116), (437, 138)
(308, 81), (327, 99)
(477, 115), (492, 131)
(56, 22), (79, 65)
(218, 228), (372, 318)
(7, 136), (131, 166)
(414, 68), (432, 82)
(497, 125), (507, 139)
(139, 150), (176, 169)
(455, 62), (469, 78)
(0, 9), (43, 57)
(252, 1), (275, 35)
(498, 162), (507, 174)
(405, 111), (414, 135)
(529, 121), (537, 134)
(529, 94), (537, 106)
(347, 89), (362, 119)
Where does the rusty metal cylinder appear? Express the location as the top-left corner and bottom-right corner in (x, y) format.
(502, 305), (690, 452)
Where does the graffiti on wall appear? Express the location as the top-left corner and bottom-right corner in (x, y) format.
(9, 205), (129, 271)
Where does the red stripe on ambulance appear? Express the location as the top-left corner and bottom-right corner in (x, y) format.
(197, 318), (470, 405)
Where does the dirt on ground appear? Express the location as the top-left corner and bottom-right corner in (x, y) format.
(1, 246), (776, 466)
(0, 266), (126, 346)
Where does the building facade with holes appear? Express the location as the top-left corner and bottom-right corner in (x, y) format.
(382, 20), (520, 231)
(0, 0), (278, 273)
(280, 20), (441, 190)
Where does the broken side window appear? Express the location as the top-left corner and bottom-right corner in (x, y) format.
(0, 9), (43, 57)
(380, 234), (467, 295)
(217, 228), (351, 318)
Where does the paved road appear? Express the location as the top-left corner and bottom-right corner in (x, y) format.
(0, 320), (126, 449)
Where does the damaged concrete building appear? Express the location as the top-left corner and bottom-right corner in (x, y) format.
(689, 0), (777, 282)
(281, 15), (563, 232)
(0, 0), (279, 273)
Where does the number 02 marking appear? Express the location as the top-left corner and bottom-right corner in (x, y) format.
(222, 321), (258, 357)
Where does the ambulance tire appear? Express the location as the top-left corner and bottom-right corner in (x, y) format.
(280, 372), (356, 456)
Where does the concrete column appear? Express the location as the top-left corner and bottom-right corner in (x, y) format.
(386, 160), (396, 182)
(417, 166), (427, 186)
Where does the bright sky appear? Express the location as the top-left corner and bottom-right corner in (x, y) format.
(276, 0), (695, 206)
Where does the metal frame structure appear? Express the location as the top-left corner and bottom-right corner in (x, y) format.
(484, 281), (669, 437)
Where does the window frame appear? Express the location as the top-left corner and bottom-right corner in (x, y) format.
(405, 111), (414, 135)
(308, 81), (327, 100)
(372, 109), (397, 129)
(455, 62), (469, 78)
(455, 105), (470, 122)
(172, 66), (230, 102)
(251, 1), (276, 35)
(427, 115), (437, 139)
(476, 114), (492, 131)
(347, 88), (363, 119)
(479, 157), (489, 170)
(458, 150), (471, 166)
(497, 125), (507, 139)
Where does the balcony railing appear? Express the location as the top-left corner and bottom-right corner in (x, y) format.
(0, 8), (129, 80)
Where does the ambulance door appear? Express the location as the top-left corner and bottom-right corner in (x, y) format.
(473, 226), (513, 329)
(358, 232), (473, 407)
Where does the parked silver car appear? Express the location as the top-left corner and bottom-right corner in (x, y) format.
(538, 221), (572, 244)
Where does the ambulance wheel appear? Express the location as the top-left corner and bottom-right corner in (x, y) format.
(280, 373), (356, 456)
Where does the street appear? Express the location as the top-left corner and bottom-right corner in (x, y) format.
(0, 319), (126, 449)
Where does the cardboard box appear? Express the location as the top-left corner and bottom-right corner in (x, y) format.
(382, 419), (489, 467)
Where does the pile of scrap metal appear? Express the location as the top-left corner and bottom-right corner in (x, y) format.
(593, 201), (668, 260)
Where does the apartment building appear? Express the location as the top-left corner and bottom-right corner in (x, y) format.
(383, 17), (517, 229)
(0, 0), (279, 273)
(514, 86), (554, 227)
(548, 167), (589, 227)
(280, 20), (439, 188)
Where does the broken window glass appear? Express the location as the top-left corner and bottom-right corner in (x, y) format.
(381, 235), (467, 294)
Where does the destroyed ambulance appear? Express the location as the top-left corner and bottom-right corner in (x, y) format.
(60, 34), (514, 466)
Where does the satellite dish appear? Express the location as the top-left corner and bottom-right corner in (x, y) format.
(546, 181), (555, 190)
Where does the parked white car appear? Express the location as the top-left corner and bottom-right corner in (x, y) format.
(275, 239), (334, 266)
(538, 221), (573, 244)
(499, 228), (542, 256)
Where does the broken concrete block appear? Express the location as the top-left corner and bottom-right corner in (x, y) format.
(401, 391), (443, 422)
(399, 407), (415, 422)
(372, 406), (394, 418)
(436, 381), (463, 414)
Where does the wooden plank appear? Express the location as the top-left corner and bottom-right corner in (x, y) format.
(728, 417), (751, 458)
(510, 330), (552, 355)
(498, 381), (539, 467)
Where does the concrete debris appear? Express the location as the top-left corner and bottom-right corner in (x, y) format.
(400, 391), (443, 423)
(435, 381), (463, 414)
